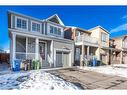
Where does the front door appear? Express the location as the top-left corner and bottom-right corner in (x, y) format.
(101, 54), (106, 64)
(39, 42), (48, 68)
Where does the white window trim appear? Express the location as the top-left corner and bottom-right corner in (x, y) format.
(47, 23), (64, 38)
(15, 16), (28, 31)
(31, 20), (42, 33)
(101, 32), (107, 42)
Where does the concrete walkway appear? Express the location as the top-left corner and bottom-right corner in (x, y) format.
(47, 68), (127, 89)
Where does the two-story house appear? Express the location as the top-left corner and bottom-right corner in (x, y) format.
(8, 11), (74, 69)
(89, 26), (110, 64)
(65, 25), (110, 65)
(111, 35), (127, 64)
(64, 26), (99, 66)
(109, 38), (121, 64)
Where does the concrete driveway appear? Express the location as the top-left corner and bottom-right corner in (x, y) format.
(47, 68), (127, 89)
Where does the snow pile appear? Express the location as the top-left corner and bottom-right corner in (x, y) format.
(20, 71), (79, 90)
(80, 64), (127, 78)
(0, 72), (30, 90)
(0, 70), (80, 90)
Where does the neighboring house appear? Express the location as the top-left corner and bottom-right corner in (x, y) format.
(8, 11), (74, 69)
(65, 25), (110, 65)
(110, 35), (127, 64)
(65, 26), (99, 66)
(89, 26), (110, 65)
(109, 38), (121, 64)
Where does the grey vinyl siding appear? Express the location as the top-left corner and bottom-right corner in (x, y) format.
(8, 13), (11, 28)
(47, 42), (51, 55)
(28, 18), (31, 31)
(45, 22), (47, 35)
(12, 15), (15, 29)
(42, 23), (44, 34)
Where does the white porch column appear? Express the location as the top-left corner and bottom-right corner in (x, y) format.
(51, 40), (55, 67)
(120, 51), (123, 64)
(12, 33), (16, 68)
(87, 46), (90, 57)
(26, 37), (28, 59)
(80, 44), (84, 66)
(35, 38), (39, 60)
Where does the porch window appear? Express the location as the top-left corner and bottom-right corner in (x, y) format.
(16, 37), (26, 52)
(27, 38), (36, 59)
(16, 36), (26, 60)
(32, 22), (41, 32)
(16, 18), (27, 29)
(27, 38), (35, 53)
(16, 37), (36, 60)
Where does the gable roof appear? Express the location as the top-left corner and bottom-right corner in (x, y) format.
(46, 14), (64, 26)
(89, 25), (110, 34)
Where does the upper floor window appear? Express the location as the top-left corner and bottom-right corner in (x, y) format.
(123, 38), (127, 47)
(16, 17), (27, 29)
(58, 28), (61, 35)
(50, 26), (53, 33)
(101, 33), (107, 42)
(75, 31), (80, 36)
(49, 25), (62, 36)
(32, 22), (41, 32)
(54, 27), (57, 34)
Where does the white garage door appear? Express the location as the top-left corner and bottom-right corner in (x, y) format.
(56, 51), (69, 67)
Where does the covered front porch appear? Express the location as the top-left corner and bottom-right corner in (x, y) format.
(109, 48), (122, 65)
(10, 33), (54, 69)
(75, 44), (98, 66)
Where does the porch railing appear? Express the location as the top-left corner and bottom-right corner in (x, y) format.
(16, 52), (35, 60)
(75, 35), (98, 45)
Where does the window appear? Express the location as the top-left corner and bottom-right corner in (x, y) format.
(16, 18), (27, 29)
(101, 33), (107, 42)
(32, 22), (40, 32)
(22, 20), (27, 29)
(50, 26), (53, 33)
(27, 38), (35, 53)
(17, 18), (21, 28)
(75, 31), (80, 36)
(49, 25), (62, 36)
(54, 27), (57, 34)
(58, 28), (61, 35)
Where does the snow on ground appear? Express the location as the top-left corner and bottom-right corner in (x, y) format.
(80, 64), (127, 78)
(0, 70), (80, 90)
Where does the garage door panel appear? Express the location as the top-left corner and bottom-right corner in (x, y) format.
(56, 51), (70, 67)
(63, 52), (69, 67)
(56, 52), (63, 67)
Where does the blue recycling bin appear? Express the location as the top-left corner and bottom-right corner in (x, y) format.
(13, 59), (21, 71)
(92, 57), (97, 67)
